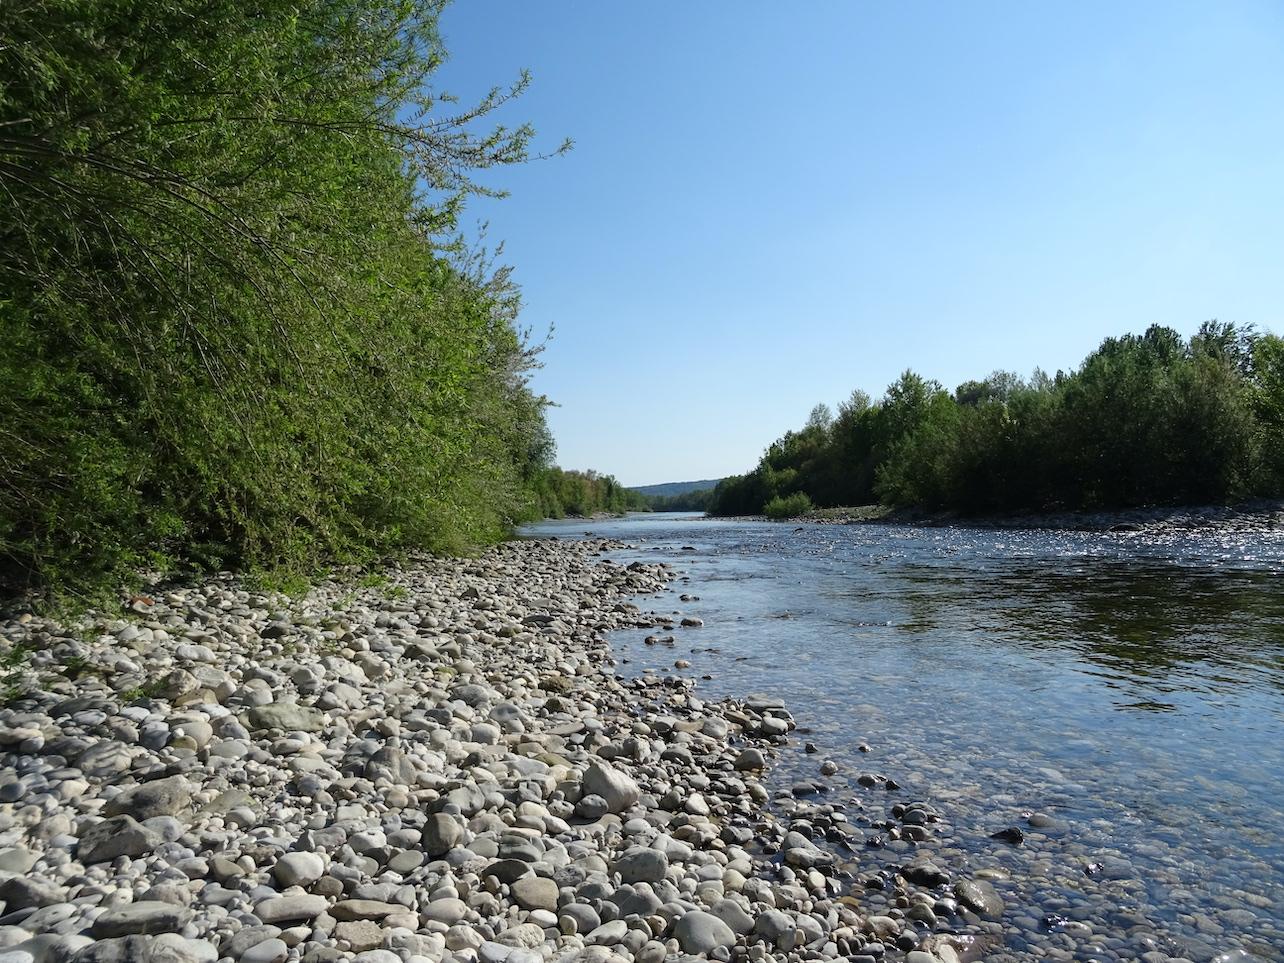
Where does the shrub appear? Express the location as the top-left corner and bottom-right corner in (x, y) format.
(763, 493), (813, 520)
(0, 0), (561, 598)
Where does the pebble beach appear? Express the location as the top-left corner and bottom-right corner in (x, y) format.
(0, 538), (1004, 963)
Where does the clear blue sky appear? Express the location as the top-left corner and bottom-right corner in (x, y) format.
(435, 1), (1284, 487)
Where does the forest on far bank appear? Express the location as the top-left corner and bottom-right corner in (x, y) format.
(708, 322), (1284, 518)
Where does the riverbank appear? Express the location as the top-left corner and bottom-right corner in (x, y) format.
(789, 500), (1284, 533)
(0, 539), (1000, 963)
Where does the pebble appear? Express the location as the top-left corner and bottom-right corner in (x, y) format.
(0, 538), (1046, 963)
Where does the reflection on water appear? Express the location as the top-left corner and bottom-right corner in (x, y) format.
(880, 559), (1284, 705)
(525, 514), (1284, 961)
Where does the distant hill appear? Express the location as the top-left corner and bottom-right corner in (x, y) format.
(630, 478), (722, 497)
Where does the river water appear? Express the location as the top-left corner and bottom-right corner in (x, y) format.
(524, 513), (1284, 963)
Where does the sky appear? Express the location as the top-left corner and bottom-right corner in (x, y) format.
(434, 1), (1284, 487)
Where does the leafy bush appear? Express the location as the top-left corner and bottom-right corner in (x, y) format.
(764, 493), (813, 519)
(0, 0), (562, 598)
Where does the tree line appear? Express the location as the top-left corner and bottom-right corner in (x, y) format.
(708, 322), (1284, 517)
(1, 0), (569, 597)
(523, 468), (649, 519)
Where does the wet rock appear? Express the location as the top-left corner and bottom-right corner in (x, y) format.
(953, 878), (1004, 918)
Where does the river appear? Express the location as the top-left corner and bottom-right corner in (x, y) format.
(523, 513), (1284, 963)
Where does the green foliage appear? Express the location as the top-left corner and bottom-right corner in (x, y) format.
(643, 488), (714, 512)
(708, 322), (1284, 517)
(763, 492), (812, 520)
(1, 0), (565, 597)
(523, 468), (647, 519)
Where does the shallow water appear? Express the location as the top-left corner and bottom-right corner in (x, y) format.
(524, 513), (1284, 962)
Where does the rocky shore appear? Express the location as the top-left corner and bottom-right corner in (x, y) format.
(797, 500), (1284, 534)
(0, 538), (1002, 963)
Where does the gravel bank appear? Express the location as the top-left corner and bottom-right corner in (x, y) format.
(798, 501), (1284, 534)
(0, 538), (999, 963)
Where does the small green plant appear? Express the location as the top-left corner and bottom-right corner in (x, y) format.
(764, 492), (813, 520)
(0, 642), (33, 706)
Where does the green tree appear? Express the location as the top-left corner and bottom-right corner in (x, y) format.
(1, 0), (565, 595)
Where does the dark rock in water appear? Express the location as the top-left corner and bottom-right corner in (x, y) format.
(990, 826), (1025, 844)
(953, 878), (1004, 918)
(902, 861), (950, 887)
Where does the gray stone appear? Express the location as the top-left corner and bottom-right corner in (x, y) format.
(511, 876), (558, 912)
(559, 904), (601, 935)
(585, 920), (628, 946)
(613, 847), (668, 884)
(245, 703), (325, 733)
(335, 920), (384, 952)
(422, 813), (463, 856)
(103, 777), (190, 820)
(90, 902), (191, 938)
(219, 926), (283, 959)
(733, 748), (766, 771)
(581, 762), (639, 814)
(330, 900), (401, 922)
(573, 794), (609, 820)
(0, 876), (65, 911)
(351, 953), (399, 963)
(273, 852), (325, 888)
(710, 898), (755, 935)
(0, 849), (37, 874)
(77, 742), (134, 779)
(9, 934), (93, 962)
(77, 815), (161, 864)
(674, 911), (736, 954)
(239, 939), (288, 963)
(254, 894), (329, 924)
(72, 935), (217, 963)
(420, 897), (467, 925)
(754, 910), (794, 946)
